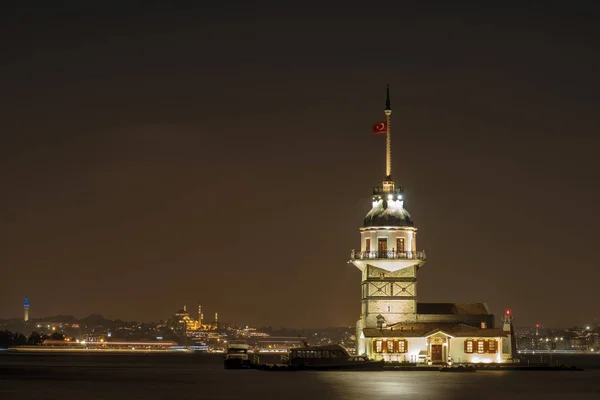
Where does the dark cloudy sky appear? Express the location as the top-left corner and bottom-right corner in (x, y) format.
(1, 1), (598, 328)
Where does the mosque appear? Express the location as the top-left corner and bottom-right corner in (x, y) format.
(172, 304), (219, 331)
(349, 86), (515, 364)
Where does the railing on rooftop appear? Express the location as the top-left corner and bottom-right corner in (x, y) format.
(372, 186), (404, 196)
(350, 249), (426, 261)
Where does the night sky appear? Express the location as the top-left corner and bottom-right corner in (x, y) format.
(1, 2), (598, 328)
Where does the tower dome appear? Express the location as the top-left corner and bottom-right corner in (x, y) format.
(363, 193), (414, 228)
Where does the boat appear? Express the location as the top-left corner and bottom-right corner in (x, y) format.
(259, 344), (384, 371)
(224, 343), (252, 369)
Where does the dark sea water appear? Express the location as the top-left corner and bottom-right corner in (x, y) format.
(1, 353), (600, 400)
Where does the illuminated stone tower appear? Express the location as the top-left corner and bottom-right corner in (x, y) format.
(350, 86), (426, 355)
(24, 297), (30, 322)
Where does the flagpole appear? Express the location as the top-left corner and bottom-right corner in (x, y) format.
(385, 84), (392, 180)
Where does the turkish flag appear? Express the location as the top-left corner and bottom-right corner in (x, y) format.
(372, 121), (387, 134)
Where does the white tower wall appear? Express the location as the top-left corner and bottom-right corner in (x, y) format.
(360, 227), (417, 252)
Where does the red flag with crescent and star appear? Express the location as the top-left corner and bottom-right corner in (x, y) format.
(372, 121), (387, 134)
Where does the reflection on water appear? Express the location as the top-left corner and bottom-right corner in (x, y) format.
(318, 370), (600, 400)
(1, 354), (599, 400)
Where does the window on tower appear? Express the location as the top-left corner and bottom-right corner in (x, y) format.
(378, 238), (387, 258)
(365, 238), (371, 252)
(396, 238), (405, 253)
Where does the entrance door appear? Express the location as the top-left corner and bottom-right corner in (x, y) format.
(431, 345), (443, 363)
(378, 238), (388, 258)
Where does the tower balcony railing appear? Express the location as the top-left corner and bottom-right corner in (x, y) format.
(372, 186), (404, 196)
(350, 249), (426, 261)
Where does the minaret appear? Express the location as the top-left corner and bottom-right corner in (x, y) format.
(350, 85), (426, 356)
(214, 312), (219, 328)
(198, 304), (203, 328)
(24, 297), (30, 322)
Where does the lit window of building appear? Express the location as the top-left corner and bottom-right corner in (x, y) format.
(488, 339), (496, 353)
(465, 339), (474, 353)
(375, 340), (383, 353)
(398, 340), (406, 353)
(477, 340), (485, 354)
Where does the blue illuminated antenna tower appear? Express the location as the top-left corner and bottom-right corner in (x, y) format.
(24, 297), (30, 322)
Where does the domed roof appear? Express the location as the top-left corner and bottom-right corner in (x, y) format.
(363, 200), (414, 228)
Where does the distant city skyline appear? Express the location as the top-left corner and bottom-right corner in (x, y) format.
(2, 296), (597, 331)
(1, 2), (599, 328)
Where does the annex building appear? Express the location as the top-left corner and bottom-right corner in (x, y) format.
(349, 86), (515, 364)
